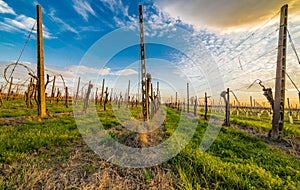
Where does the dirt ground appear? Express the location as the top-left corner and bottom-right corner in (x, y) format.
(0, 139), (177, 189)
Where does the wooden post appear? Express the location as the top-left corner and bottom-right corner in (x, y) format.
(127, 80), (130, 108)
(56, 88), (61, 104)
(204, 92), (208, 120)
(26, 78), (34, 108)
(145, 73), (151, 120)
(100, 79), (105, 105)
(250, 96), (253, 113)
(36, 5), (47, 118)
(287, 98), (292, 116)
(157, 81), (160, 100)
(0, 84), (3, 106)
(151, 82), (153, 99)
(223, 88), (230, 126)
(83, 81), (93, 112)
(110, 88), (113, 102)
(50, 76), (56, 103)
(65, 86), (69, 108)
(118, 92), (122, 109)
(194, 96), (197, 116)
(175, 92), (178, 108)
(95, 87), (98, 104)
(15, 86), (20, 99)
(287, 98), (293, 124)
(271, 4), (288, 139)
(6, 77), (13, 100)
(187, 83), (189, 113)
(74, 77), (80, 104)
(104, 87), (109, 111)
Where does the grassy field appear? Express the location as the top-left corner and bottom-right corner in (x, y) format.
(0, 100), (300, 189)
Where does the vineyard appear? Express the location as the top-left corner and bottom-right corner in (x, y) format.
(1, 1), (300, 190)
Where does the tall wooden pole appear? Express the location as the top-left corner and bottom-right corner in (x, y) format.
(139, 5), (149, 121)
(271, 4), (288, 139)
(37, 5), (47, 118)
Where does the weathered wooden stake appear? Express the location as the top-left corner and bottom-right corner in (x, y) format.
(65, 87), (69, 108)
(36, 5), (47, 118)
(104, 87), (109, 111)
(6, 77), (13, 100)
(95, 87), (98, 104)
(194, 96), (197, 116)
(250, 96), (253, 113)
(187, 83), (189, 113)
(175, 92), (178, 108)
(56, 88), (61, 104)
(50, 76), (56, 103)
(127, 80), (130, 108)
(271, 4), (288, 139)
(100, 79), (105, 105)
(204, 92), (208, 120)
(74, 77), (80, 104)
(110, 88), (113, 102)
(83, 81), (93, 112)
(223, 88), (230, 126)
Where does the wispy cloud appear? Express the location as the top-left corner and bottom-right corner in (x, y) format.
(109, 3), (179, 38)
(48, 9), (79, 34)
(72, 0), (96, 21)
(101, 0), (138, 29)
(0, 0), (16, 15)
(0, 21), (18, 32)
(67, 65), (111, 75)
(2, 14), (55, 39)
(101, 0), (121, 13)
(65, 65), (137, 76)
(114, 69), (137, 76)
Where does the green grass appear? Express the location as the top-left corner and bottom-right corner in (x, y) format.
(165, 109), (300, 189)
(0, 116), (80, 163)
(231, 115), (300, 139)
(0, 99), (73, 118)
(1, 101), (300, 189)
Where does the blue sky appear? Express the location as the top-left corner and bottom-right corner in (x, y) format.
(0, 0), (300, 104)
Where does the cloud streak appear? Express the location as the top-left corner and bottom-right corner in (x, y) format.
(114, 69), (137, 76)
(0, 0), (16, 15)
(72, 0), (96, 21)
(48, 9), (79, 34)
(2, 14), (54, 39)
